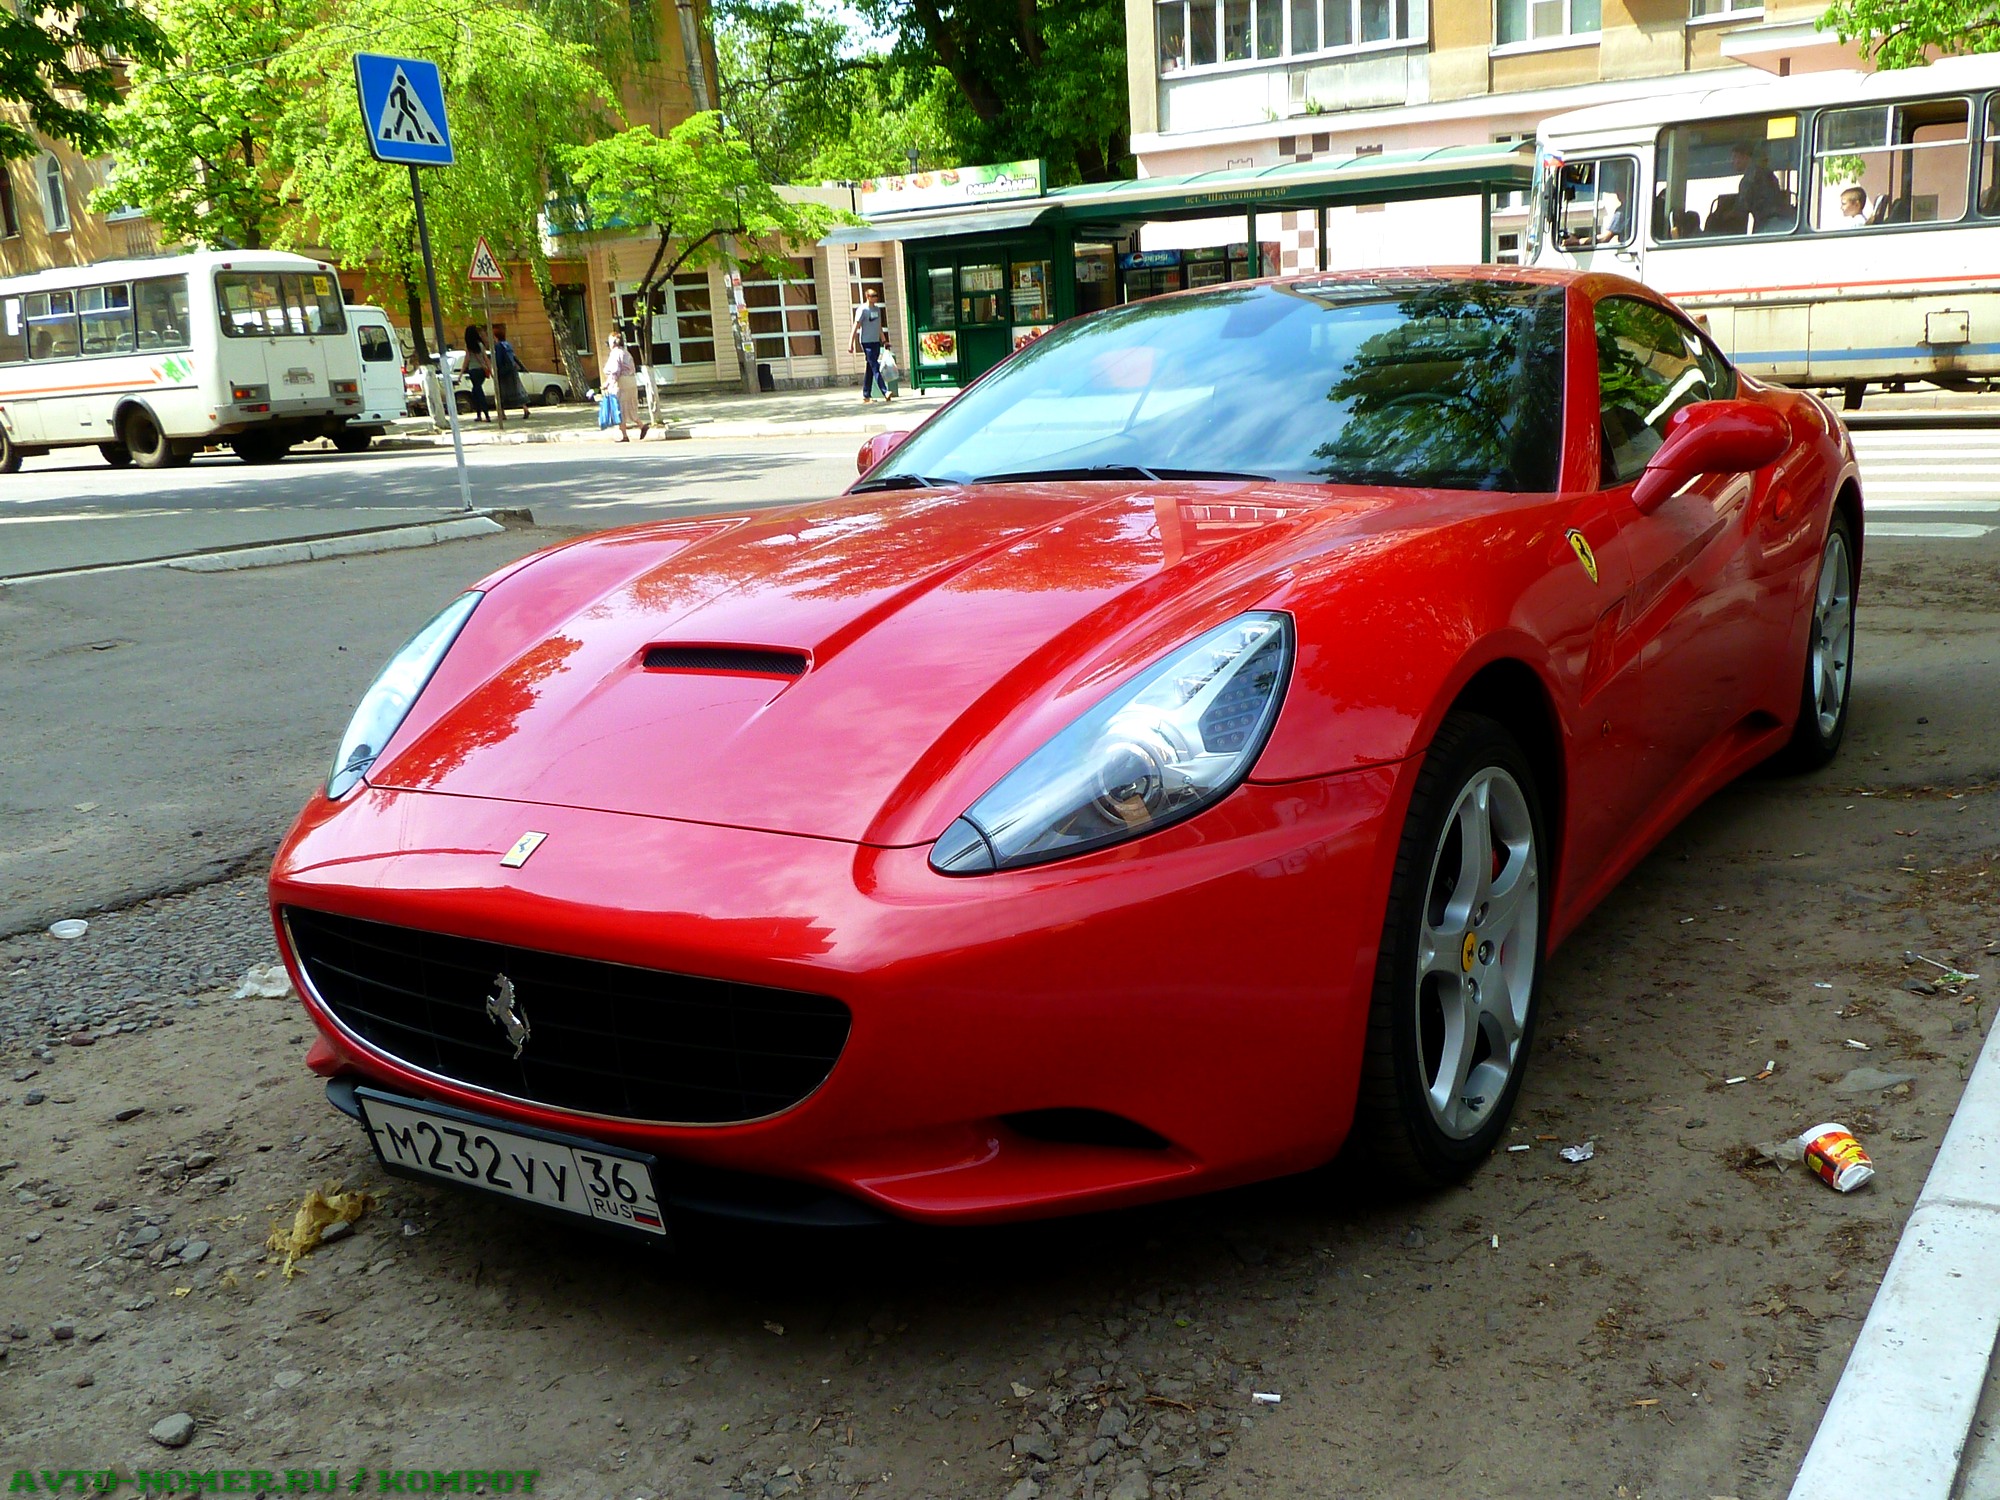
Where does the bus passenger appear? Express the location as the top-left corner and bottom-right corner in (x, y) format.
(1730, 145), (1790, 229)
(1833, 186), (1870, 229)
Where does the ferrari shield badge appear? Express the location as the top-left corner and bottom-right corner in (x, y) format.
(485, 973), (531, 1059)
(499, 830), (548, 868)
(1565, 529), (1599, 585)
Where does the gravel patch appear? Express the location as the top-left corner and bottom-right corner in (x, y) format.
(0, 874), (273, 1054)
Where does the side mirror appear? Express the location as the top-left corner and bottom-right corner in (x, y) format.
(1630, 399), (1789, 512)
(856, 429), (911, 476)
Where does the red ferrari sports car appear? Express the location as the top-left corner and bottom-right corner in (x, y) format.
(269, 268), (1860, 1238)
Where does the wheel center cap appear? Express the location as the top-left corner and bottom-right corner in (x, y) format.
(1461, 931), (1479, 972)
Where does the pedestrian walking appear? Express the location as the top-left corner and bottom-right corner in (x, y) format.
(491, 324), (530, 420)
(850, 287), (892, 403)
(462, 324), (492, 423)
(602, 333), (645, 442)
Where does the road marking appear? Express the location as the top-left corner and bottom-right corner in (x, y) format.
(1869, 522), (1995, 539)
(1855, 496), (2000, 510)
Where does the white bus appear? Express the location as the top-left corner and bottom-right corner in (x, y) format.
(1529, 54), (2000, 407)
(0, 248), (365, 472)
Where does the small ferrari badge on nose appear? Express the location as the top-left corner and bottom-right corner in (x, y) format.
(500, 830), (548, 868)
(1565, 528), (1599, 585)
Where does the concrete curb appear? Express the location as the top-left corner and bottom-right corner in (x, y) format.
(1788, 1014), (2000, 1500)
(2, 509), (530, 587)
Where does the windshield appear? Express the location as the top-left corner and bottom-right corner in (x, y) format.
(871, 278), (1568, 493)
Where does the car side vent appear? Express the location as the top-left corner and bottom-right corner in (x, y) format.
(1004, 1109), (1173, 1152)
(643, 645), (808, 677)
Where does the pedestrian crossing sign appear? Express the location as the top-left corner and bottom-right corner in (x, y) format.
(353, 53), (454, 167)
(469, 236), (503, 283)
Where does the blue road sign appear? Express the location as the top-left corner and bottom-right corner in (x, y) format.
(354, 53), (454, 167)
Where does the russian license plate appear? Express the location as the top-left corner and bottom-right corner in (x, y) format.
(285, 366), (315, 384)
(355, 1088), (667, 1239)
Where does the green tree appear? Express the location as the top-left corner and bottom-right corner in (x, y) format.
(561, 111), (840, 403)
(1818, 0), (2000, 67)
(271, 0), (621, 380)
(1, 0), (164, 163)
(94, 0), (296, 250)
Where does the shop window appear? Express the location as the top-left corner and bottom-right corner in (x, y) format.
(1655, 112), (1801, 239)
(1815, 97), (1970, 230)
(743, 257), (821, 360)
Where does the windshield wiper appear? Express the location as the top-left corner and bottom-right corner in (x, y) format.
(968, 464), (1271, 484)
(850, 473), (952, 493)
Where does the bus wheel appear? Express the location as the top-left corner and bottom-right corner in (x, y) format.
(331, 430), (373, 453)
(0, 428), (19, 475)
(231, 434), (290, 464)
(99, 443), (133, 468)
(121, 409), (175, 469)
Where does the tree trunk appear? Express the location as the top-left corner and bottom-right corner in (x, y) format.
(633, 228), (671, 425)
(403, 273), (429, 366)
(527, 247), (586, 411)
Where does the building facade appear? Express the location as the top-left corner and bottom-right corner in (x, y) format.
(1127, 0), (1867, 268)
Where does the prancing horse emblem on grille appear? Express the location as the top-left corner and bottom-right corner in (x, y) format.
(485, 973), (531, 1059)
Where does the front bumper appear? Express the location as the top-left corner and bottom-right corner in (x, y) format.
(270, 770), (1405, 1225)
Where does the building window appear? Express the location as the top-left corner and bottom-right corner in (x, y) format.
(97, 158), (143, 222)
(1494, 0), (1599, 47)
(39, 154), (69, 233)
(616, 272), (715, 367)
(0, 168), (18, 237)
(1689, 0), (1761, 16)
(1157, 0), (1418, 72)
(743, 258), (821, 361)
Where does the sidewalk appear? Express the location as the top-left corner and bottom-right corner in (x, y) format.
(370, 382), (950, 451)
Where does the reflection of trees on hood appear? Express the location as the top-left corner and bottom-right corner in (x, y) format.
(391, 635), (584, 787)
(1313, 283), (1564, 492)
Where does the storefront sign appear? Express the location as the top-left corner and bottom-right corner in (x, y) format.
(1116, 250), (1183, 270)
(860, 160), (1044, 216)
(917, 330), (959, 368)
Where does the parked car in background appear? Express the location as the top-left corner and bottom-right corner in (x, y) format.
(335, 306), (409, 453)
(404, 350), (572, 414)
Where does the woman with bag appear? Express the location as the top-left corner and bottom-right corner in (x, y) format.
(601, 333), (644, 442)
(491, 324), (530, 421)
(462, 325), (492, 423)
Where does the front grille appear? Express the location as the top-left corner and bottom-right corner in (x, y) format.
(286, 908), (850, 1125)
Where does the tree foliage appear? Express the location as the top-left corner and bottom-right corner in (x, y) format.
(94, 0), (297, 249)
(1, 0), (165, 162)
(1818, 0), (2000, 68)
(560, 112), (840, 401)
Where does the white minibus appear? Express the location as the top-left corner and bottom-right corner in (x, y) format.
(0, 248), (365, 471)
(1530, 54), (2000, 406)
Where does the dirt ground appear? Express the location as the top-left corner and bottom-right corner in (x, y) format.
(4, 543), (1998, 1500)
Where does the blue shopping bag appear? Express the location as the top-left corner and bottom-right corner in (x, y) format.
(597, 390), (620, 429)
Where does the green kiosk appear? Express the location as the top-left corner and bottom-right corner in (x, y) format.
(822, 143), (1538, 394)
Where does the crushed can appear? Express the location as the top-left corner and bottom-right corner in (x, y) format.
(1798, 1121), (1874, 1193)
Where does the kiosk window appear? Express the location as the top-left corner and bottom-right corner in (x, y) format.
(961, 263), (1006, 324)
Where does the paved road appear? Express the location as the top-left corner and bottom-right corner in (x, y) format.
(1849, 425), (2000, 540)
(0, 432), (863, 578)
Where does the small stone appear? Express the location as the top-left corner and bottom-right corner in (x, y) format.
(274, 1369), (305, 1389)
(1087, 1439), (1113, 1465)
(1098, 1409), (1130, 1439)
(1107, 1475), (1150, 1500)
(148, 1413), (195, 1448)
(184, 1151), (216, 1170)
(180, 1241), (210, 1265)
(67, 1032), (95, 1047)
(1013, 1433), (1057, 1463)
(25, 1231), (41, 1243)
(129, 1226), (162, 1246)
(1208, 1440), (1229, 1458)
(1003, 1482), (1041, 1500)
(92, 1198), (116, 1212)
(319, 1221), (354, 1246)
(112, 1107), (144, 1123)
(50, 1321), (76, 1341)
(23, 1091), (45, 1107)
(75, 1372), (94, 1388)
(11, 1070), (36, 1083)
(154, 1162), (184, 1182)
(1401, 1227), (1426, 1249)
(1907, 979), (1939, 996)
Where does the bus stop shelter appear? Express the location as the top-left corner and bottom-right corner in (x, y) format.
(822, 141), (1535, 392)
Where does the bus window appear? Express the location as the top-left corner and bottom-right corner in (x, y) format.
(1976, 97), (2000, 215)
(217, 270), (347, 337)
(134, 275), (190, 351)
(1815, 99), (1970, 230)
(1555, 157), (1637, 249)
(79, 283), (135, 356)
(25, 290), (80, 360)
(0, 298), (25, 365)
(1655, 113), (1801, 239)
(296, 273), (347, 335)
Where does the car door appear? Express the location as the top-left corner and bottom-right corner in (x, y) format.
(1592, 294), (1764, 808)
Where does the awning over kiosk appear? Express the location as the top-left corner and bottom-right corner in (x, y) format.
(819, 204), (1056, 247)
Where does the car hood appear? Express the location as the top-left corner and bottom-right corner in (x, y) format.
(371, 482), (1412, 845)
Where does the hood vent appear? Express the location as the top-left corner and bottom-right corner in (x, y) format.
(643, 645), (809, 678)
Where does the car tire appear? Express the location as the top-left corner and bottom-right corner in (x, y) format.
(230, 434), (291, 465)
(0, 426), (20, 475)
(121, 408), (175, 470)
(331, 430), (373, 453)
(1772, 513), (1857, 773)
(99, 442), (134, 468)
(541, 384), (565, 407)
(1352, 710), (1548, 1190)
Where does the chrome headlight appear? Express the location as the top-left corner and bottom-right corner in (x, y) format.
(931, 613), (1293, 875)
(326, 592), (481, 799)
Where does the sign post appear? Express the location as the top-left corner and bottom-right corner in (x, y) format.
(468, 235), (505, 433)
(354, 52), (471, 512)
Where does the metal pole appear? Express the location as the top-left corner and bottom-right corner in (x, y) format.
(481, 281), (503, 433)
(1480, 188), (1493, 264)
(411, 162), (472, 512)
(1316, 204), (1329, 272)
